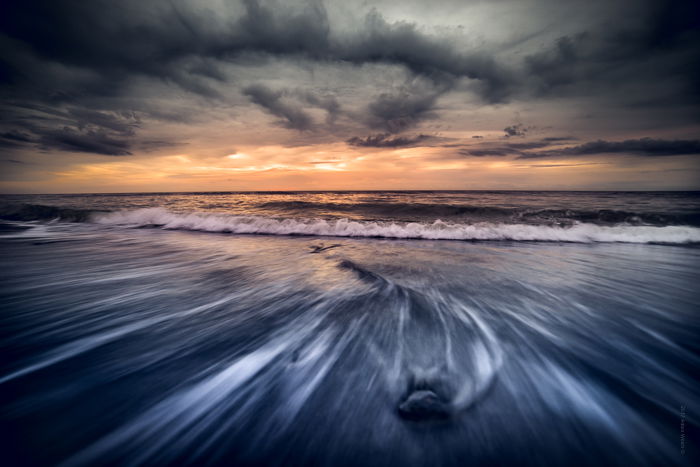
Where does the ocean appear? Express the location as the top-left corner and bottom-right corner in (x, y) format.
(0, 191), (698, 466)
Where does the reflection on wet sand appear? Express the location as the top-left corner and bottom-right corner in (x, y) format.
(1, 222), (698, 466)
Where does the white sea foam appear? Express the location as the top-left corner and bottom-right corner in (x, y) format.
(93, 208), (700, 244)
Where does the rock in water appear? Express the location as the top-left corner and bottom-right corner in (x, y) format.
(397, 390), (451, 421)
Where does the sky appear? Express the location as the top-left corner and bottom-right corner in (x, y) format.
(0, 0), (699, 193)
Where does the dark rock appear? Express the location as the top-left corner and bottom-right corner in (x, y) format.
(397, 390), (451, 421)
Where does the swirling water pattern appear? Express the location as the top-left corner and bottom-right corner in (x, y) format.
(0, 192), (698, 466)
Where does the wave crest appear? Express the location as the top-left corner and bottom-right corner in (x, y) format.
(93, 208), (700, 244)
(257, 200), (700, 226)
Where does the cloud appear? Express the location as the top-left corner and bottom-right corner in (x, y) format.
(1, 0), (696, 108)
(337, 9), (513, 101)
(457, 139), (559, 157)
(37, 127), (132, 156)
(234, 0), (333, 59)
(0, 0), (699, 173)
(518, 138), (700, 159)
(523, 163), (602, 168)
(243, 84), (313, 131)
(503, 124), (528, 138)
(459, 148), (513, 157)
(505, 141), (554, 150)
(0, 0), (514, 102)
(522, 0), (700, 107)
(524, 35), (581, 94)
(457, 137), (700, 160)
(137, 140), (184, 152)
(0, 130), (33, 148)
(365, 88), (440, 133)
(0, 107), (140, 155)
(542, 136), (576, 142)
(0, 0), (517, 154)
(1, 130), (33, 143)
(347, 133), (432, 148)
(66, 108), (139, 135)
(299, 91), (341, 124)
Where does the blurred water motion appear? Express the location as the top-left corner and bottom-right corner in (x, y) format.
(0, 191), (698, 465)
(0, 224), (697, 466)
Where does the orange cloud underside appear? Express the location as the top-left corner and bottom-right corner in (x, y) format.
(4, 141), (697, 193)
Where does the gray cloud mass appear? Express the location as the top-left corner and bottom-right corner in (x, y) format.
(243, 84), (314, 131)
(457, 138), (700, 159)
(518, 138), (700, 159)
(347, 133), (433, 148)
(0, 0), (698, 171)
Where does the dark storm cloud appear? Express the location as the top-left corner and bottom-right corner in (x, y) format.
(0, 0), (699, 160)
(456, 139), (561, 157)
(1, 1), (696, 101)
(0, 0), (518, 152)
(0, 106), (141, 155)
(243, 84), (313, 131)
(0, 130), (33, 148)
(457, 137), (700, 159)
(337, 10), (513, 102)
(523, 0), (700, 105)
(505, 141), (555, 150)
(347, 133), (432, 148)
(236, 1), (512, 131)
(1, 130), (33, 143)
(0, 0), (512, 100)
(503, 124), (528, 138)
(37, 128), (133, 156)
(458, 148), (512, 157)
(366, 89), (440, 134)
(524, 35), (580, 94)
(228, 2), (513, 99)
(518, 138), (700, 159)
(0, 139), (23, 149)
(0, 1), (225, 93)
(245, 80), (439, 135)
(239, 86), (340, 131)
(542, 137), (576, 142)
(66, 109), (139, 136)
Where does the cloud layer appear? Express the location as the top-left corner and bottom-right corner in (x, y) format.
(0, 0), (698, 191)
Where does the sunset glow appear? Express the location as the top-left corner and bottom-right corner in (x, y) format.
(2, 2), (699, 466)
(1, 0), (698, 193)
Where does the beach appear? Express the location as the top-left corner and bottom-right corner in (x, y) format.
(0, 191), (698, 465)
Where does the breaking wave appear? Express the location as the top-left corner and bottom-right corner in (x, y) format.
(93, 208), (700, 244)
(257, 200), (700, 226)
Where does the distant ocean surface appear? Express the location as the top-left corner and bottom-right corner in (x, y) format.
(2, 190), (700, 242)
(1, 191), (698, 466)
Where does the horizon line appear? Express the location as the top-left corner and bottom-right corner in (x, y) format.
(2, 189), (700, 196)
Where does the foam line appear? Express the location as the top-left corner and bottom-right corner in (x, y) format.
(93, 208), (700, 244)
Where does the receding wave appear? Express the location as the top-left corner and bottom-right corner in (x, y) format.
(93, 208), (700, 244)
